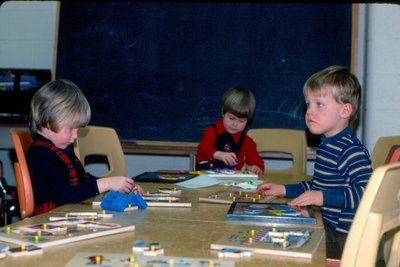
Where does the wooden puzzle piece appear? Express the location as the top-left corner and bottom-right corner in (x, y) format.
(6, 244), (43, 257)
(132, 241), (164, 255)
(49, 211), (112, 221)
(218, 247), (254, 258)
(158, 187), (182, 195)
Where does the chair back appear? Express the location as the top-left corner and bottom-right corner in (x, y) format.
(371, 136), (400, 169)
(74, 125), (126, 177)
(247, 128), (307, 175)
(384, 145), (400, 165)
(9, 128), (34, 219)
(340, 162), (400, 267)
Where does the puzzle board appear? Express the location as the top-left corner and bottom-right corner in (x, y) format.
(211, 226), (325, 259)
(143, 195), (192, 207)
(0, 219), (135, 249)
(64, 252), (234, 267)
(226, 202), (317, 225)
(204, 169), (258, 179)
(199, 190), (276, 204)
(133, 171), (199, 183)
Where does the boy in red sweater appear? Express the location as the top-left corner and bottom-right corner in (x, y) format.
(196, 87), (264, 174)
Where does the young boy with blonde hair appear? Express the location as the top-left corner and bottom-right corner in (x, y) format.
(27, 79), (143, 214)
(256, 66), (372, 258)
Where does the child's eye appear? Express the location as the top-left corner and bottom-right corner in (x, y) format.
(317, 102), (324, 108)
(305, 101), (310, 108)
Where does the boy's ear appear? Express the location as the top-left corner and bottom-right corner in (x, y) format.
(341, 103), (352, 118)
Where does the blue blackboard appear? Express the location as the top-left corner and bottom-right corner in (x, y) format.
(56, 2), (352, 145)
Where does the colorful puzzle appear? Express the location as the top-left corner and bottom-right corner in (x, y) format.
(0, 218), (135, 249)
(199, 190), (276, 204)
(64, 252), (235, 267)
(226, 202), (317, 225)
(211, 226), (325, 259)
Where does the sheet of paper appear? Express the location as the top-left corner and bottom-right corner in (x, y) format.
(175, 174), (221, 188)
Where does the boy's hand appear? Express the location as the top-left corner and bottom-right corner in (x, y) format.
(214, 151), (238, 166)
(255, 183), (285, 197)
(246, 165), (263, 175)
(288, 190), (323, 207)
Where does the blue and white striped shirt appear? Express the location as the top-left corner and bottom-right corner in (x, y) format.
(285, 127), (372, 233)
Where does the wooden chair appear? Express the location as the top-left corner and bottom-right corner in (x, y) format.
(384, 145), (400, 165)
(9, 128), (34, 219)
(247, 128), (307, 176)
(371, 136), (400, 169)
(74, 125), (126, 177)
(340, 162), (400, 267)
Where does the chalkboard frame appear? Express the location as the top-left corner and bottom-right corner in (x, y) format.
(54, 2), (355, 146)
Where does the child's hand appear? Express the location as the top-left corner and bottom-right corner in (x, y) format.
(288, 190), (323, 207)
(246, 165), (263, 175)
(255, 183), (285, 197)
(214, 151), (238, 166)
(97, 177), (144, 195)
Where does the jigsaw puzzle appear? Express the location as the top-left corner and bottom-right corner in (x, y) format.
(211, 226), (324, 259)
(64, 252), (234, 267)
(226, 202), (317, 225)
(0, 219), (135, 248)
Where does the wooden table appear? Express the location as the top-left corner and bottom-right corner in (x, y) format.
(1, 174), (326, 267)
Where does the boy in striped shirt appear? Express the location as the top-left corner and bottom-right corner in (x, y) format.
(256, 66), (372, 259)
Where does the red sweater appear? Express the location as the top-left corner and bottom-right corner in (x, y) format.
(196, 120), (264, 171)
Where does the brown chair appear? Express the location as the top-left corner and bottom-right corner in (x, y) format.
(371, 136), (400, 169)
(74, 125), (126, 177)
(247, 128), (308, 176)
(384, 145), (400, 164)
(9, 128), (34, 219)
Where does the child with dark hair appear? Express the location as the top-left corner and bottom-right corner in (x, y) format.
(196, 86), (264, 174)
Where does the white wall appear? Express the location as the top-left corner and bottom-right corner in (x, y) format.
(1, 2), (399, 185)
(363, 5), (400, 152)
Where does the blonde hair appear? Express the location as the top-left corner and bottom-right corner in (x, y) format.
(221, 87), (256, 122)
(30, 79), (91, 134)
(303, 65), (361, 126)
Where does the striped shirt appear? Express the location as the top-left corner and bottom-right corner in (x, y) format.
(285, 127), (372, 233)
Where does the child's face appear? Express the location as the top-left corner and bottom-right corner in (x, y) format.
(222, 112), (248, 135)
(304, 87), (351, 137)
(43, 126), (79, 149)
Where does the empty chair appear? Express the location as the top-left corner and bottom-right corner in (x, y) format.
(74, 125), (126, 177)
(247, 128), (307, 176)
(340, 162), (400, 267)
(9, 128), (34, 219)
(371, 136), (400, 169)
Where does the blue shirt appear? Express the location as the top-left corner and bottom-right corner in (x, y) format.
(285, 127), (372, 233)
